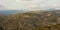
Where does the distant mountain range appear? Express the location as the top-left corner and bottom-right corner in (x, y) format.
(0, 10), (29, 15)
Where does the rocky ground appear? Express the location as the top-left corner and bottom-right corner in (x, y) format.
(0, 10), (60, 30)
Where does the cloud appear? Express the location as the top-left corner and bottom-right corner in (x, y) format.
(16, 0), (60, 10)
(0, 0), (16, 9)
(40, 0), (60, 9)
(0, 0), (60, 10)
(16, 0), (41, 10)
(19, 0), (33, 1)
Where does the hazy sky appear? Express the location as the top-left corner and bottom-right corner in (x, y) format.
(0, 0), (60, 10)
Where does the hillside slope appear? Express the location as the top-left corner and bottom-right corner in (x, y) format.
(0, 10), (60, 30)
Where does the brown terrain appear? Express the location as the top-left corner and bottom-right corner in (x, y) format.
(0, 10), (60, 30)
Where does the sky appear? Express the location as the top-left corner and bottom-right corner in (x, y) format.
(0, 0), (60, 10)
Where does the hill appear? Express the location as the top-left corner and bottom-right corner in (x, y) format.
(0, 10), (60, 30)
